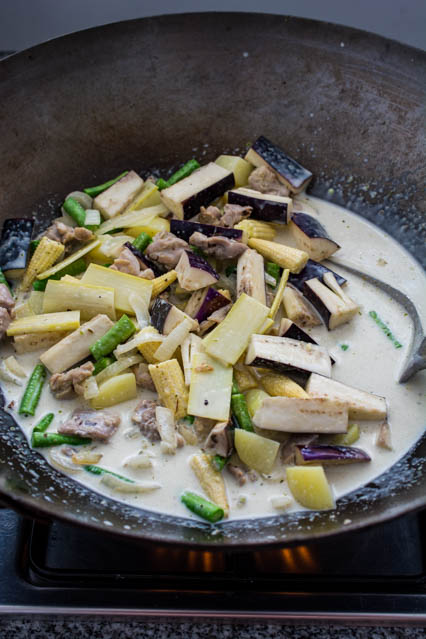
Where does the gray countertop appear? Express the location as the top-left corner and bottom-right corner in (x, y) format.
(0, 620), (425, 638)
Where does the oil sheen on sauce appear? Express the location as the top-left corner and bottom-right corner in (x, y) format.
(1, 195), (425, 522)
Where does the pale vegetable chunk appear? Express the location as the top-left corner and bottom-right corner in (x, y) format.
(188, 351), (233, 421)
(203, 293), (269, 366)
(93, 170), (144, 219)
(253, 397), (348, 433)
(244, 388), (270, 418)
(90, 372), (137, 409)
(215, 155), (254, 187)
(13, 331), (69, 354)
(81, 263), (152, 315)
(7, 311), (80, 336)
(40, 314), (113, 373)
(306, 373), (387, 420)
(234, 428), (280, 474)
(42, 280), (116, 321)
(286, 466), (335, 510)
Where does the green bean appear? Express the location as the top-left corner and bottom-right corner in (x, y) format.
(231, 379), (254, 432)
(181, 491), (224, 523)
(33, 257), (87, 291)
(0, 267), (11, 291)
(32, 432), (91, 447)
(212, 454), (228, 472)
(157, 159), (200, 191)
(84, 464), (134, 483)
(19, 364), (47, 416)
(225, 265), (237, 277)
(90, 314), (136, 360)
(92, 356), (115, 376)
(84, 171), (129, 198)
(156, 178), (169, 191)
(32, 413), (54, 435)
(266, 262), (280, 286)
(132, 232), (152, 253)
(29, 239), (41, 257)
(63, 197), (87, 226)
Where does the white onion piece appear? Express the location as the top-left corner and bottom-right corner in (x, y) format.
(98, 234), (134, 258)
(49, 447), (81, 473)
(95, 353), (142, 385)
(129, 292), (150, 329)
(153, 318), (193, 362)
(4, 356), (26, 378)
(0, 362), (23, 386)
(80, 375), (99, 400)
(59, 209), (78, 227)
(113, 329), (163, 357)
(84, 209), (101, 226)
(156, 406), (178, 455)
(264, 272), (277, 287)
(65, 191), (93, 210)
(100, 474), (161, 493)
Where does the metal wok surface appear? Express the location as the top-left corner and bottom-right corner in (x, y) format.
(0, 13), (425, 548)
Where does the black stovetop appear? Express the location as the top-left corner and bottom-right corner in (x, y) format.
(0, 508), (425, 624)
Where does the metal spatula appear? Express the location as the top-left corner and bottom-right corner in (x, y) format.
(328, 258), (426, 383)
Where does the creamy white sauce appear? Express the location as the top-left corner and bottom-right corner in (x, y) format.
(1, 195), (425, 521)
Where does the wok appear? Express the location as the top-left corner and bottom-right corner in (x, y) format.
(0, 13), (425, 548)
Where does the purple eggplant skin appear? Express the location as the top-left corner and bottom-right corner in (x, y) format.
(193, 287), (230, 323)
(280, 319), (335, 365)
(185, 250), (219, 280)
(0, 218), (34, 273)
(291, 213), (334, 240)
(150, 298), (173, 333)
(289, 259), (346, 292)
(302, 280), (332, 329)
(182, 173), (235, 219)
(295, 444), (371, 465)
(227, 190), (289, 223)
(279, 319), (318, 344)
(123, 242), (164, 277)
(247, 136), (312, 192)
(170, 219), (243, 242)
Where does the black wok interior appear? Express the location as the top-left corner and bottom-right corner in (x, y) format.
(0, 13), (425, 548)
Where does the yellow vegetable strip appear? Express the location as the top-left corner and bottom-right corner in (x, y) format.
(7, 311), (80, 336)
(268, 268), (290, 320)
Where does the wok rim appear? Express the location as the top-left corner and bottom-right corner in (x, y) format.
(0, 12), (425, 548)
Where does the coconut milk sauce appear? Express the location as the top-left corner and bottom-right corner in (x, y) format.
(1, 195), (425, 521)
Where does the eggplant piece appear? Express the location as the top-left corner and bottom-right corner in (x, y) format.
(184, 287), (230, 323)
(227, 188), (292, 224)
(303, 275), (358, 330)
(306, 373), (387, 421)
(237, 248), (266, 305)
(295, 444), (371, 465)
(253, 396), (348, 434)
(160, 163), (235, 220)
(282, 285), (322, 328)
(170, 219), (243, 242)
(93, 170), (144, 219)
(175, 250), (219, 291)
(289, 259), (346, 292)
(123, 242), (164, 277)
(244, 136), (312, 194)
(245, 334), (332, 377)
(279, 318), (335, 365)
(0, 218), (34, 279)
(150, 298), (196, 335)
(290, 212), (340, 261)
